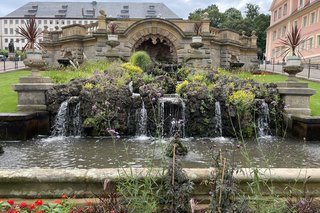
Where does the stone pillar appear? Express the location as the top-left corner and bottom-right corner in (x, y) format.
(251, 31), (257, 48)
(13, 77), (53, 112)
(277, 82), (315, 116)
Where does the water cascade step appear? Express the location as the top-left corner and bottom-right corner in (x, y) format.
(52, 96), (82, 137)
(256, 100), (271, 137)
(214, 101), (223, 137)
(159, 94), (186, 137)
(135, 99), (148, 136)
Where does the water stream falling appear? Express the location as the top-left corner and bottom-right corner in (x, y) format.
(257, 100), (270, 137)
(214, 101), (222, 137)
(159, 95), (186, 137)
(52, 96), (82, 137)
(136, 99), (148, 136)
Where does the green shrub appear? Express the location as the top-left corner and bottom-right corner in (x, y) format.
(176, 80), (189, 95)
(130, 51), (153, 72)
(121, 62), (143, 75)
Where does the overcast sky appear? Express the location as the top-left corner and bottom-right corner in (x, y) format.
(0, 0), (272, 18)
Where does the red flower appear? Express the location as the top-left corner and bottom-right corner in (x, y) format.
(86, 201), (93, 206)
(29, 203), (36, 211)
(53, 199), (62, 205)
(7, 199), (14, 206)
(62, 194), (68, 199)
(35, 199), (43, 206)
(34, 211), (43, 213)
(19, 201), (28, 208)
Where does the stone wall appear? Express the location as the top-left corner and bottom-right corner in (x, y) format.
(0, 168), (319, 198)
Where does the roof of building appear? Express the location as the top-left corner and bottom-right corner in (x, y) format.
(4, 1), (180, 19)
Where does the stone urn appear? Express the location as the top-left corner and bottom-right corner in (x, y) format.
(190, 36), (204, 49)
(106, 35), (120, 49)
(23, 49), (46, 76)
(283, 55), (303, 82)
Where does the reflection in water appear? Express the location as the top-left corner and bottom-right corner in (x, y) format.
(0, 137), (319, 169)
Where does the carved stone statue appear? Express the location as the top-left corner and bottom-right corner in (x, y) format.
(8, 40), (15, 53)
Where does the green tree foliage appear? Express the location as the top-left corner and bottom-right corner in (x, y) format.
(188, 3), (270, 56)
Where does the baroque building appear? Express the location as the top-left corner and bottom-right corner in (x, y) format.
(266, 0), (320, 63)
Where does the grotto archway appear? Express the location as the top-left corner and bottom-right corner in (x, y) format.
(132, 34), (178, 63)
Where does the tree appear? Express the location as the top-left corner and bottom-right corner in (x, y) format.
(188, 4), (224, 28)
(220, 8), (243, 30)
(245, 3), (260, 20)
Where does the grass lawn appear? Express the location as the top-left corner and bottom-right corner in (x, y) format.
(0, 70), (31, 112)
(234, 72), (320, 116)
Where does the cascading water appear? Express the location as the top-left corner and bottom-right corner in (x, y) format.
(257, 100), (271, 137)
(52, 96), (82, 137)
(214, 101), (222, 137)
(136, 99), (148, 136)
(159, 95), (186, 137)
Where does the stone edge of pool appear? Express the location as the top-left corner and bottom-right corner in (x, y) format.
(0, 168), (319, 199)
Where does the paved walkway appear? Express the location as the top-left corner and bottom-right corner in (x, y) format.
(0, 61), (26, 72)
(260, 64), (320, 82)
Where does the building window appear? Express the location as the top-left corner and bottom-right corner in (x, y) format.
(10, 28), (13, 34)
(38, 20), (41, 24)
(21, 20), (24, 24)
(15, 38), (19, 42)
(21, 39), (25, 43)
(56, 20), (59, 24)
(4, 28), (8, 34)
(303, 16), (308, 27)
(123, 5), (129, 9)
(84, 21), (88, 24)
(282, 26), (286, 36)
(15, 20), (19, 24)
(283, 3), (287, 16)
(4, 20), (7, 24)
(62, 20), (65, 25)
(277, 28), (281, 38)
(67, 20), (70, 24)
(9, 20), (13, 24)
(317, 35), (320, 47)
(308, 37), (314, 49)
(16, 47), (20, 51)
(274, 11), (277, 21)
(272, 31), (276, 40)
(299, 0), (304, 8)
(78, 20), (82, 24)
(310, 12), (316, 25)
(73, 21), (76, 24)
(44, 20), (47, 24)
(278, 7), (282, 19)
(4, 38), (8, 43)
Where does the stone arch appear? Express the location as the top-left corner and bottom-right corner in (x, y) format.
(124, 18), (185, 63)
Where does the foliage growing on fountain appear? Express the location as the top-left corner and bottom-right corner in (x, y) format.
(47, 58), (284, 137)
(130, 51), (153, 72)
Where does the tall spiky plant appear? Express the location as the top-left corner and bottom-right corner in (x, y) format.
(194, 22), (203, 36)
(16, 18), (43, 51)
(278, 25), (307, 57)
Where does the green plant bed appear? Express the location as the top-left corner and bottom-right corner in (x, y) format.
(0, 70), (30, 112)
(231, 71), (320, 116)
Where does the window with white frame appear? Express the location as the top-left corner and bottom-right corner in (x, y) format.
(274, 11), (277, 21)
(15, 20), (18, 24)
(310, 12), (316, 25)
(4, 20), (7, 24)
(317, 35), (320, 47)
(308, 37), (314, 49)
(277, 28), (281, 38)
(279, 7), (282, 19)
(299, 0), (304, 8)
(283, 3), (287, 16)
(272, 31), (276, 40)
(282, 26), (286, 36)
(4, 28), (8, 34)
(303, 16), (308, 27)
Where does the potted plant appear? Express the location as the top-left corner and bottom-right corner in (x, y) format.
(107, 22), (119, 41)
(16, 18), (45, 75)
(278, 25), (307, 66)
(278, 25), (307, 81)
(192, 22), (203, 43)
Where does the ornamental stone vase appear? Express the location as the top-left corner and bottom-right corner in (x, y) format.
(283, 55), (303, 82)
(23, 49), (46, 76)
